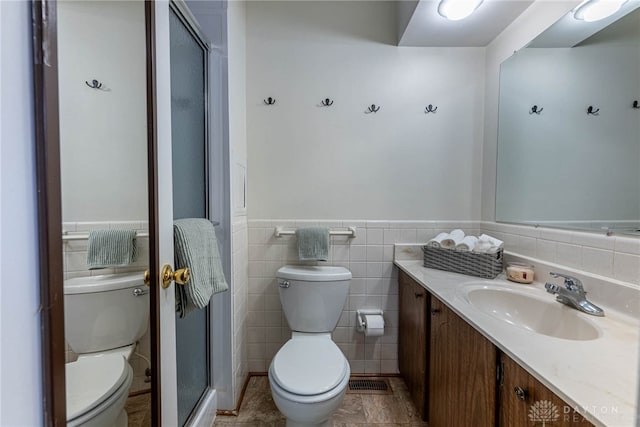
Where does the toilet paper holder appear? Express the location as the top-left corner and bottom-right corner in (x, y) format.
(356, 309), (384, 333)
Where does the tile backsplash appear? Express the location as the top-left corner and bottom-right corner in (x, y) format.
(62, 220), (151, 394)
(246, 219), (640, 376)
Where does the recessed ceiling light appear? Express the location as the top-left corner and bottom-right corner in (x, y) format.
(573, 0), (627, 22)
(438, 0), (484, 21)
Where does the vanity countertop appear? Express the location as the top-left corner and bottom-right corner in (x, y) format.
(394, 258), (639, 427)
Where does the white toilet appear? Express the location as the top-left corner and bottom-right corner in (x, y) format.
(64, 272), (149, 427)
(269, 265), (352, 427)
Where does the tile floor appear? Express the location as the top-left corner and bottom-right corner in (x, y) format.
(125, 392), (152, 427)
(214, 376), (428, 427)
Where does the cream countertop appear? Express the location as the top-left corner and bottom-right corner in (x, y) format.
(394, 249), (639, 427)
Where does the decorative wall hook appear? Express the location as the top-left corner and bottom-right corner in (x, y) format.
(366, 104), (380, 113)
(633, 100), (639, 109)
(320, 98), (334, 107)
(529, 105), (543, 115)
(425, 104), (438, 113)
(263, 97), (276, 105)
(587, 106), (600, 115)
(85, 79), (106, 90)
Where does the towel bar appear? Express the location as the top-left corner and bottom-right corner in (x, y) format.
(62, 221), (220, 241)
(274, 226), (356, 238)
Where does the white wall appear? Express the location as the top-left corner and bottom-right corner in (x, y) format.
(58, 1), (148, 223)
(246, 1), (486, 220)
(0, 1), (44, 425)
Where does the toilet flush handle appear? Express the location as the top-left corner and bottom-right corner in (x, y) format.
(279, 280), (290, 288)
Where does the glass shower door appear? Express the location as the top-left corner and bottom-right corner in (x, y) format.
(169, 4), (210, 425)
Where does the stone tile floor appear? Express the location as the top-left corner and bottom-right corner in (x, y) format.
(214, 376), (428, 426)
(125, 392), (152, 427)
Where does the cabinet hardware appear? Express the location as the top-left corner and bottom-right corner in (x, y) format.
(415, 292), (424, 298)
(514, 386), (528, 401)
(430, 308), (440, 315)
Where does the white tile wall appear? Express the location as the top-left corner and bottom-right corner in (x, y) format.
(231, 219), (249, 404)
(481, 222), (640, 286)
(246, 219), (482, 374)
(62, 220), (151, 394)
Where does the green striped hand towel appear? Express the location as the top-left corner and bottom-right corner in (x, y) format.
(87, 229), (137, 270)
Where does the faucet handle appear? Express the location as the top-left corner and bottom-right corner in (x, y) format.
(549, 272), (584, 293)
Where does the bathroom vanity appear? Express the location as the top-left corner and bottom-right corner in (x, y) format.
(396, 252), (639, 427)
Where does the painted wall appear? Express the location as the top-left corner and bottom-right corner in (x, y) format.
(227, 0), (249, 408)
(246, 1), (486, 220)
(0, 1), (44, 425)
(58, 1), (148, 223)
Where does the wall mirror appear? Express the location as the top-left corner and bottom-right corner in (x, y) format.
(33, 0), (158, 424)
(495, 3), (640, 235)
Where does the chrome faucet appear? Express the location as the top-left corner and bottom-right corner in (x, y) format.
(544, 272), (604, 317)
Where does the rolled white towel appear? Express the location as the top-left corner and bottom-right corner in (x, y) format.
(426, 232), (449, 248)
(455, 236), (478, 252)
(441, 229), (465, 249)
(473, 241), (493, 253)
(479, 234), (504, 249)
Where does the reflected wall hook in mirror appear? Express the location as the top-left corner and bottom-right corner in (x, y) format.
(85, 79), (107, 90)
(366, 104), (380, 113)
(425, 104), (438, 113)
(263, 97), (276, 105)
(633, 100), (639, 109)
(320, 98), (334, 107)
(529, 105), (543, 115)
(587, 106), (600, 115)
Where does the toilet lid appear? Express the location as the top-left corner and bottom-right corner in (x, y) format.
(66, 354), (129, 421)
(271, 338), (348, 396)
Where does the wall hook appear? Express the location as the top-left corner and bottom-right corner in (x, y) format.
(587, 106), (600, 115)
(529, 105), (543, 115)
(633, 100), (639, 109)
(85, 79), (106, 90)
(263, 97), (276, 105)
(425, 104), (438, 113)
(320, 98), (334, 107)
(366, 104), (380, 113)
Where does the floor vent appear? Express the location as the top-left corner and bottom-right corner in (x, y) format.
(347, 378), (391, 394)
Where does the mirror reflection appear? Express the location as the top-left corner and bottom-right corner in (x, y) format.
(495, 5), (640, 235)
(58, 0), (152, 425)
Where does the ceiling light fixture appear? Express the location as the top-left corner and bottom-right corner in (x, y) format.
(438, 0), (484, 21)
(573, 0), (628, 22)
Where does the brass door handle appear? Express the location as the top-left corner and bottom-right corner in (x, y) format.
(143, 270), (151, 287)
(161, 264), (190, 289)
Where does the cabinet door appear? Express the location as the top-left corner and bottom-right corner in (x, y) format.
(398, 270), (428, 420)
(499, 353), (594, 427)
(429, 296), (497, 427)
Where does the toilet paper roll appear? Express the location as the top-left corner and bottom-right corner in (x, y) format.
(363, 314), (384, 337)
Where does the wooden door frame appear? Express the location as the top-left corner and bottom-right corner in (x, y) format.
(32, 1), (161, 425)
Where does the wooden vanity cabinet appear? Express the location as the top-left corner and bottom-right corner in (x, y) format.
(398, 270), (429, 420)
(398, 270), (593, 427)
(429, 294), (497, 427)
(499, 353), (594, 427)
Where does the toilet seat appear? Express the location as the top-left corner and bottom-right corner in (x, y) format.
(66, 354), (132, 425)
(270, 335), (349, 396)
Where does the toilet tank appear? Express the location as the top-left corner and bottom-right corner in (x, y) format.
(64, 272), (149, 354)
(276, 266), (351, 333)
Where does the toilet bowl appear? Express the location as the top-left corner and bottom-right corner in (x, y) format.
(269, 333), (350, 427)
(66, 353), (133, 427)
(64, 273), (149, 427)
(269, 266), (352, 427)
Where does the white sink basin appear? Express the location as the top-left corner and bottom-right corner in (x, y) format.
(457, 282), (601, 341)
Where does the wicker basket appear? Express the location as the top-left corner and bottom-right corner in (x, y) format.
(422, 246), (503, 279)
